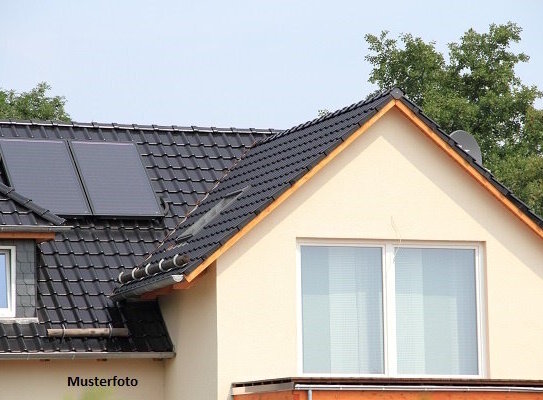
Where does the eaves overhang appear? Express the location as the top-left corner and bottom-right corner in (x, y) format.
(0, 351), (175, 360)
(0, 225), (72, 232)
(110, 273), (184, 302)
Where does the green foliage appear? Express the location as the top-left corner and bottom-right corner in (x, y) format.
(0, 82), (70, 121)
(365, 22), (543, 215)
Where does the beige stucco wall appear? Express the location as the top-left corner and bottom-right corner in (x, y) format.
(214, 107), (543, 398)
(160, 265), (217, 400)
(0, 359), (163, 400)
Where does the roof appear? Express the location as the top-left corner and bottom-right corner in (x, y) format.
(0, 183), (65, 227)
(2, 88), (543, 355)
(113, 88), (543, 300)
(0, 121), (274, 356)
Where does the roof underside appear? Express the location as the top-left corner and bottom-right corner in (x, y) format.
(0, 121), (273, 354)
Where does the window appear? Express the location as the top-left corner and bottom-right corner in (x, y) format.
(0, 247), (16, 318)
(299, 242), (483, 377)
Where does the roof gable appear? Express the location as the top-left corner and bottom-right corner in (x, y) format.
(113, 88), (543, 300)
(113, 90), (397, 298)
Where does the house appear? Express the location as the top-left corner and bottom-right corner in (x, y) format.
(0, 88), (543, 400)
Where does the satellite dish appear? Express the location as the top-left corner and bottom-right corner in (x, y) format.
(450, 130), (482, 165)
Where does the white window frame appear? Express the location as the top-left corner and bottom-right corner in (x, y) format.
(0, 246), (16, 318)
(296, 239), (487, 379)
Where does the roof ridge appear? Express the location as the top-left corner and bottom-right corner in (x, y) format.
(0, 182), (65, 225)
(0, 119), (280, 135)
(257, 88), (397, 145)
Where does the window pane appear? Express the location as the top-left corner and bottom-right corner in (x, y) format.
(395, 248), (478, 375)
(301, 246), (383, 374)
(0, 254), (8, 309)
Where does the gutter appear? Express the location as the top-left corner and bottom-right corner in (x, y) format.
(110, 274), (184, 302)
(231, 383), (543, 396)
(0, 225), (73, 232)
(295, 384), (543, 393)
(0, 351), (175, 360)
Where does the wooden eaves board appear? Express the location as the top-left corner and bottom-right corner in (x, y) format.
(0, 231), (55, 242)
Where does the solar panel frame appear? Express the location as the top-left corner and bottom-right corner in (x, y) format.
(0, 139), (92, 216)
(69, 141), (162, 218)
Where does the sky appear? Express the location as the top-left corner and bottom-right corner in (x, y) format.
(1, 1), (542, 130)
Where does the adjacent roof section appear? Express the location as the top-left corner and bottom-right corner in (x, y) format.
(114, 87), (543, 300)
(0, 120), (274, 355)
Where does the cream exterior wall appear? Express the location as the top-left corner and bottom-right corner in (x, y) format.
(160, 265), (218, 400)
(214, 107), (543, 399)
(0, 359), (163, 400)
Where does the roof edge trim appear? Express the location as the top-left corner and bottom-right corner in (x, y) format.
(394, 99), (543, 242)
(0, 225), (72, 232)
(0, 119), (280, 135)
(0, 351), (175, 360)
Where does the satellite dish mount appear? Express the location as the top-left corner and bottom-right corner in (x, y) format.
(450, 130), (483, 165)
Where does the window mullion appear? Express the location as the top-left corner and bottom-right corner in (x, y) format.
(384, 243), (397, 376)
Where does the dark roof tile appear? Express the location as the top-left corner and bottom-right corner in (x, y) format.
(0, 122), (273, 354)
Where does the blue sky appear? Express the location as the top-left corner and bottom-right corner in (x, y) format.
(1, 1), (542, 129)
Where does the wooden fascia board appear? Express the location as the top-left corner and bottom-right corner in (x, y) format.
(182, 98), (543, 286)
(394, 99), (543, 242)
(0, 231), (55, 242)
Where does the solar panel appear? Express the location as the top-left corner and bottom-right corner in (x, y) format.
(0, 139), (91, 215)
(70, 141), (161, 217)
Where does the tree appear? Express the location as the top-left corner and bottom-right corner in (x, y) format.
(365, 22), (543, 215)
(0, 82), (70, 121)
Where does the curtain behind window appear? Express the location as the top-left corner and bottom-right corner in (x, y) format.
(395, 247), (478, 375)
(302, 246), (383, 374)
(0, 254), (7, 308)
